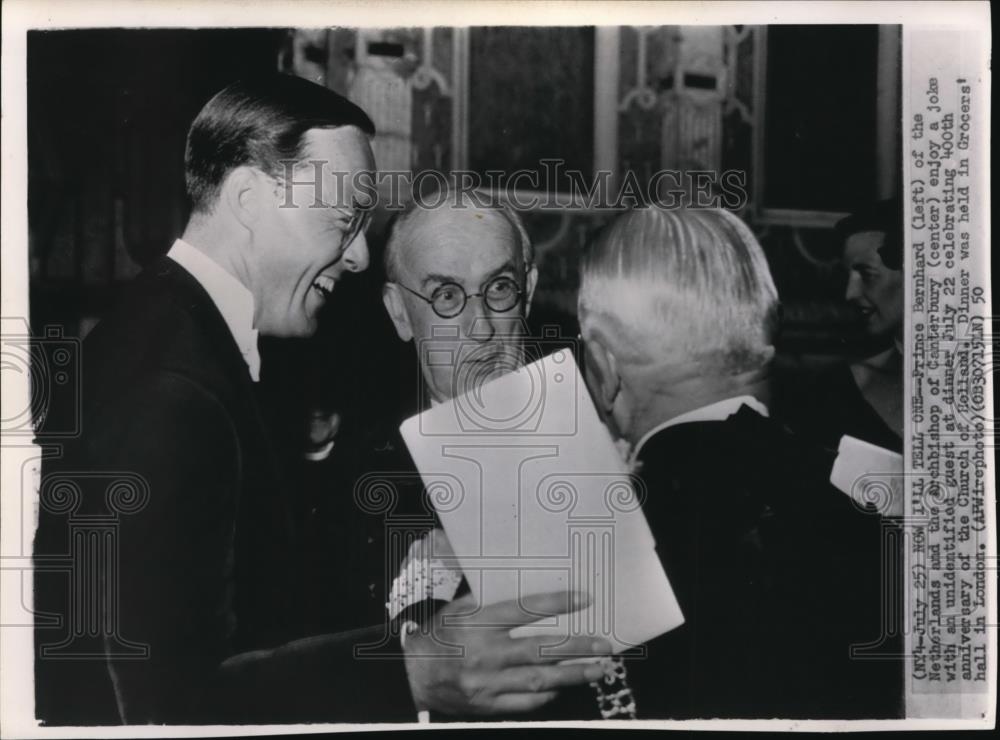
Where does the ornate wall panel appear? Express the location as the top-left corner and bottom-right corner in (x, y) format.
(285, 27), (462, 175)
(350, 29), (420, 173)
(467, 27), (594, 190)
(283, 25), (897, 354)
(659, 25), (725, 174)
(410, 27), (455, 172)
(616, 27), (667, 187)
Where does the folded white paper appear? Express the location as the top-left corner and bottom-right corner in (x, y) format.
(400, 349), (683, 653)
(830, 434), (904, 516)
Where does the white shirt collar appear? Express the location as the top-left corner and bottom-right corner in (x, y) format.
(166, 239), (260, 382)
(629, 395), (769, 467)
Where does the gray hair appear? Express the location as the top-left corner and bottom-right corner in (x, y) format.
(578, 207), (779, 375)
(383, 189), (533, 282)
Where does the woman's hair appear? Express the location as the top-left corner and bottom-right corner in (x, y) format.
(185, 74), (375, 214)
(579, 207), (779, 376)
(834, 197), (903, 270)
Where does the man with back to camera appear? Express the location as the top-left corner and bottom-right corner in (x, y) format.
(32, 74), (608, 725)
(573, 206), (903, 718)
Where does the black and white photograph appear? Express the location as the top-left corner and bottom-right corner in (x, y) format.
(0, 0), (993, 734)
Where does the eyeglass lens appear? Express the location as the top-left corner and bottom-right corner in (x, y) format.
(430, 276), (521, 318)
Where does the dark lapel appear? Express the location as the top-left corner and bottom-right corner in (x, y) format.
(150, 255), (296, 643)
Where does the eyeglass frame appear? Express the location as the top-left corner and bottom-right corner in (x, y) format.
(266, 173), (373, 247)
(390, 272), (528, 319)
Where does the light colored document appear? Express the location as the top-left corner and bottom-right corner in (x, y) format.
(400, 349), (683, 653)
(830, 435), (905, 517)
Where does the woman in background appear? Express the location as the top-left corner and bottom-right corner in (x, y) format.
(779, 198), (904, 452)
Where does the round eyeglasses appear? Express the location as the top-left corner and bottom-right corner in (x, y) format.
(394, 275), (524, 319)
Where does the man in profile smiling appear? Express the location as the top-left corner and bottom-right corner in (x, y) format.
(35, 73), (377, 725)
(34, 76), (605, 725)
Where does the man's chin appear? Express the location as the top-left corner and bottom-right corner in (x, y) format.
(424, 352), (521, 404)
(863, 317), (889, 337)
(480, 362), (513, 382)
(863, 323), (901, 350)
(279, 312), (320, 339)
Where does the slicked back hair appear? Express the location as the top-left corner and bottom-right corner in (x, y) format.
(185, 74), (375, 214)
(579, 207), (779, 375)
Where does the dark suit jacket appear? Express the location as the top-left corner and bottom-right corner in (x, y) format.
(773, 362), (903, 453)
(285, 437), (423, 636)
(34, 256), (415, 725)
(625, 406), (903, 719)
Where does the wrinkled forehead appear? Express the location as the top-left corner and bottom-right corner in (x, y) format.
(398, 206), (521, 283)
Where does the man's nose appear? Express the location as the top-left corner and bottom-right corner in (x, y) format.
(844, 272), (863, 302)
(342, 231), (370, 273)
(466, 300), (529, 342)
(465, 295), (498, 342)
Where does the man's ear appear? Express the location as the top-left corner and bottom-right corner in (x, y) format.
(583, 333), (622, 413)
(382, 283), (414, 342)
(524, 264), (539, 317)
(220, 166), (264, 231)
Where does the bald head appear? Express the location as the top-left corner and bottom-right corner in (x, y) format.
(384, 194), (533, 284)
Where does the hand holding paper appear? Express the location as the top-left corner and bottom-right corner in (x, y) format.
(402, 590), (611, 715)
